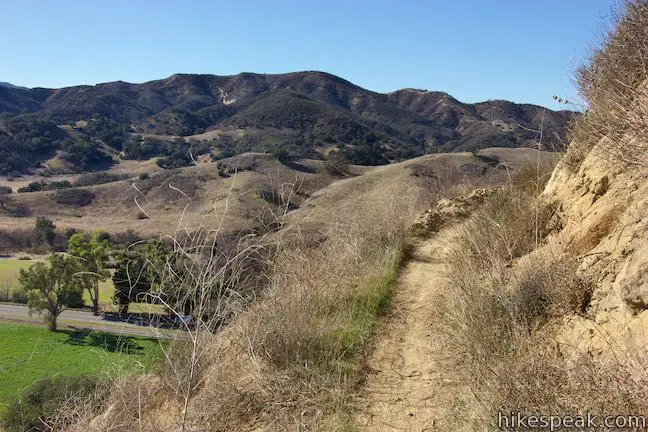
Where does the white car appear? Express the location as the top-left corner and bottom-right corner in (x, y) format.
(171, 314), (195, 329)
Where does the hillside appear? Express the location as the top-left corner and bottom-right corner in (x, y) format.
(0, 71), (575, 175)
(0, 147), (557, 254)
(0, 82), (25, 90)
(8, 145), (554, 432)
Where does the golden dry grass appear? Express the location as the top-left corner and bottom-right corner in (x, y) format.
(438, 162), (648, 430)
(7, 149), (559, 432)
(566, 0), (648, 170)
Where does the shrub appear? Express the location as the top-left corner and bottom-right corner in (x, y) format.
(1, 376), (98, 432)
(511, 258), (592, 328)
(323, 150), (350, 176)
(0, 229), (35, 252)
(110, 229), (143, 248)
(43, 180), (72, 191)
(0, 186), (12, 194)
(73, 172), (129, 187)
(0, 283), (9, 302)
(217, 166), (229, 178)
(138, 172), (149, 181)
(55, 188), (95, 206)
(10, 289), (28, 304)
(567, 1), (648, 169)
(17, 181), (44, 193)
(35, 217), (56, 246)
(17, 180), (73, 193)
(452, 189), (554, 273)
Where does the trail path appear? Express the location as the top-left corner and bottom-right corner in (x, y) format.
(355, 227), (460, 431)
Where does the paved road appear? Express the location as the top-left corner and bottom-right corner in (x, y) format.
(0, 303), (178, 338)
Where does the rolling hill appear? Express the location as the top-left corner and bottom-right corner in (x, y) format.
(0, 71), (576, 175)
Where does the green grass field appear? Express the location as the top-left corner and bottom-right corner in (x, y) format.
(0, 258), (34, 295)
(0, 258), (165, 313)
(0, 323), (163, 412)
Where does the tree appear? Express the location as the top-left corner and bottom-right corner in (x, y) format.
(35, 217), (56, 246)
(0, 192), (9, 212)
(112, 250), (152, 315)
(18, 253), (84, 331)
(324, 150), (350, 176)
(68, 232), (110, 315)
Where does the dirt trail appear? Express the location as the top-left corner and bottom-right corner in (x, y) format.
(355, 227), (459, 431)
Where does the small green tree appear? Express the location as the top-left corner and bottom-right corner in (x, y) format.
(18, 254), (83, 331)
(35, 217), (56, 246)
(68, 232), (110, 315)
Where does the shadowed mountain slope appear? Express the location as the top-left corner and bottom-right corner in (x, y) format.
(0, 71), (575, 175)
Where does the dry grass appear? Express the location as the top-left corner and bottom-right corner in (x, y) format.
(50, 158), (435, 432)
(450, 187), (555, 276)
(566, 0), (648, 170)
(41, 151), (552, 431)
(185, 177), (420, 431)
(439, 163), (648, 430)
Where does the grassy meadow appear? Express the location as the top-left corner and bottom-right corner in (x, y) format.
(0, 258), (33, 296)
(0, 322), (162, 413)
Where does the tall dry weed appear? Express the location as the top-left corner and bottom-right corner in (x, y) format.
(54, 166), (431, 431)
(440, 162), (648, 430)
(567, 0), (648, 169)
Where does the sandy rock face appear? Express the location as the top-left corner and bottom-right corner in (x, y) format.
(543, 139), (648, 351)
(616, 243), (648, 312)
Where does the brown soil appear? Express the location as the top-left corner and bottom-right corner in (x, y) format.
(355, 227), (460, 431)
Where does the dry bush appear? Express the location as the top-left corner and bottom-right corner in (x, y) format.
(509, 258), (592, 329)
(56, 168), (425, 431)
(184, 180), (421, 430)
(466, 336), (648, 431)
(54, 374), (168, 432)
(449, 160), (558, 274)
(440, 170), (648, 430)
(451, 189), (554, 276)
(508, 156), (558, 196)
(567, 0), (648, 170)
(143, 217), (280, 431)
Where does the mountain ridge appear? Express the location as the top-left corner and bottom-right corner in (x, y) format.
(0, 82), (26, 90)
(0, 71), (577, 175)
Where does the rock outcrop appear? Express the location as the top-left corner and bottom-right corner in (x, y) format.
(412, 187), (499, 235)
(542, 140), (648, 353)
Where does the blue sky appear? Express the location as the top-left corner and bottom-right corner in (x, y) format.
(1, 0), (615, 109)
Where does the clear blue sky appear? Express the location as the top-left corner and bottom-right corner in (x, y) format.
(1, 0), (616, 109)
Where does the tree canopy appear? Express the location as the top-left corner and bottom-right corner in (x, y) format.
(19, 253), (84, 330)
